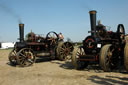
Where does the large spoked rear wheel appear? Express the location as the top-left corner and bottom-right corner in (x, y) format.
(124, 43), (128, 72)
(100, 44), (117, 72)
(72, 46), (88, 70)
(56, 42), (74, 61)
(17, 48), (36, 67)
(8, 49), (17, 65)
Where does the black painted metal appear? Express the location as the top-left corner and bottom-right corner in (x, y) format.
(89, 10), (97, 37)
(19, 24), (24, 42)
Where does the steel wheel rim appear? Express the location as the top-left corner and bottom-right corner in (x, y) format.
(17, 48), (35, 67)
(75, 47), (85, 66)
(9, 49), (17, 65)
(59, 43), (73, 60)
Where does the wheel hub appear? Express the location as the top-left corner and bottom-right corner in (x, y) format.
(64, 48), (70, 55)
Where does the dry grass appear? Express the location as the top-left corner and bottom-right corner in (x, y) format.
(0, 49), (128, 85)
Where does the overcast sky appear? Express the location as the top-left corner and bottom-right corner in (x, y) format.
(0, 0), (128, 42)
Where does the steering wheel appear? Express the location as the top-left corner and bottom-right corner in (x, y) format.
(46, 31), (59, 46)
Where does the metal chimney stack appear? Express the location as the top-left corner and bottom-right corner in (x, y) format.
(89, 10), (97, 37)
(19, 24), (24, 42)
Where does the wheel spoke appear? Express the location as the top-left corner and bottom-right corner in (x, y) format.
(48, 38), (52, 40)
(52, 33), (55, 38)
(19, 52), (26, 58)
(49, 34), (52, 37)
(60, 51), (64, 54)
(79, 48), (83, 55)
(66, 43), (69, 47)
(60, 47), (65, 51)
(81, 48), (84, 55)
(106, 59), (109, 66)
(69, 46), (73, 49)
(76, 50), (81, 56)
(20, 58), (26, 65)
(62, 44), (66, 49)
(27, 59), (33, 64)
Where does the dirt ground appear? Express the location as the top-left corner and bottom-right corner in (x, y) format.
(0, 49), (128, 85)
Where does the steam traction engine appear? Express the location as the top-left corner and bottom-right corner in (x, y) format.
(8, 24), (73, 67)
(72, 10), (128, 72)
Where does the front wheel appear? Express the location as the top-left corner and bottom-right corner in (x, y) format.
(100, 44), (118, 72)
(72, 46), (88, 70)
(17, 48), (36, 67)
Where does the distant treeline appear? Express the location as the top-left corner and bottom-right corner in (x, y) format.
(73, 42), (82, 46)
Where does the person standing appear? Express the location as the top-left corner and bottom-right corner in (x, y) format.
(58, 32), (64, 41)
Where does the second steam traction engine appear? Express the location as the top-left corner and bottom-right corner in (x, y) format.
(8, 24), (73, 67)
(72, 10), (128, 72)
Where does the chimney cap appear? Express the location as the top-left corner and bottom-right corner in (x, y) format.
(19, 23), (24, 26)
(89, 10), (97, 14)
